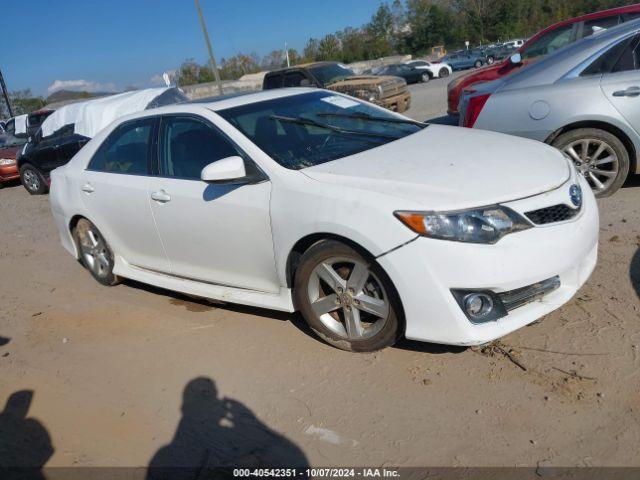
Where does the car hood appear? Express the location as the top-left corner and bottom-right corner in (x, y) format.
(302, 125), (570, 211)
(0, 145), (21, 159)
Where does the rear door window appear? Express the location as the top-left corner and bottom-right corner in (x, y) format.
(87, 118), (154, 175)
(582, 35), (640, 75)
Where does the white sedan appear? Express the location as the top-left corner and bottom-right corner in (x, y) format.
(50, 88), (598, 352)
(405, 60), (453, 79)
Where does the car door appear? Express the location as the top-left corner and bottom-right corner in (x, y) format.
(148, 114), (279, 293)
(600, 34), (640, 135)
(29, 134), (61, 174)
(80, 116), (171, 273)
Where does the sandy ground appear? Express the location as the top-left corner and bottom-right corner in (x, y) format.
(1, 77), (640, 472)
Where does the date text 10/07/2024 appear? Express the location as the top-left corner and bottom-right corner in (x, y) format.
(233, 468), (401, 478)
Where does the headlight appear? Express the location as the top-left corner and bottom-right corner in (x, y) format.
(395, 206), (532, 244)
(0, 158), (16, 166)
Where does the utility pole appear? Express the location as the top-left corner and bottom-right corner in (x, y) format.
(194, 0), (223, 96)
(0, 68), (13, 118)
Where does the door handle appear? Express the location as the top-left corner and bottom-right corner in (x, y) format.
(81, 183), (94, 194)
(151, 190), (171, 203)
(613, 86), (640, 97)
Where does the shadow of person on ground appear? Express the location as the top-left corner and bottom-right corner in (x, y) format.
(0, 337), (9, 347)
(630, 247), (640, 300)
(147, 377), (309, 480)
(0, 390), (54, 480)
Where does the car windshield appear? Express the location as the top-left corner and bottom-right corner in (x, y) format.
(217, 91), (424, 170)
(308, 64), (356, 86)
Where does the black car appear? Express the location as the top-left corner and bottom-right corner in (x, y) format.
(372, 64), (427, 84)
(18, 124), (89, 195)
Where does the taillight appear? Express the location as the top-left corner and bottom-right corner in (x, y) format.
(463, 93), (490, 128)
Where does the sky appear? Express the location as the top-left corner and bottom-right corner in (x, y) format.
(2, 0), (382, 97)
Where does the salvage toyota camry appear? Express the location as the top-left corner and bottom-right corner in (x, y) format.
(49, 88), (599, 352)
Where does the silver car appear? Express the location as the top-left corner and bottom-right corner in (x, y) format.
(460, 19), (640, 197)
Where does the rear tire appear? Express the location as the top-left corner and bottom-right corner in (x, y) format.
(474, 60), (483, 68)
(486, 56), (495, 65)
(293, 240), (402, 352)
(551, 128), (629, 198)
(421, 73), (430, 83)
(20, 164), (48, 195)
(73, 219), (120, 286)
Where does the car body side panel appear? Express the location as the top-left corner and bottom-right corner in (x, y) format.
(473, 75), (640, 172)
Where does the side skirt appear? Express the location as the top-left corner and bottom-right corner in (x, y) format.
(113, 257), (295, 313)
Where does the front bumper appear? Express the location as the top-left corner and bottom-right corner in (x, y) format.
(377, 176), (599, 345)
(379, 91), (411, 112)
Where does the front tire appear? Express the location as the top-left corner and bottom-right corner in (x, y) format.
(20, 164), (48, 195)
(551, 128), (629, 197)
(294, 240), (402, 352)
(486, 56), (495, 65)
(73, 219), (119, 286)
(474, 60), (483, 68)
(439, 68), (450, 78)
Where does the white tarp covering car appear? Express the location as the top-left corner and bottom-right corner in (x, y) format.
(14, 114), (28, 135)
(41, 87), (186, 138)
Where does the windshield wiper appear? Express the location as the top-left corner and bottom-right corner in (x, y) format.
(317, 112), (428, 128)
(269, 115), (400, 141)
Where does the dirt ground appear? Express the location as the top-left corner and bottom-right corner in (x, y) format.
(1, 89), (640, 471)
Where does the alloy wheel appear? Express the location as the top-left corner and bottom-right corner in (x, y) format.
(23, 169), (40, 193)
(307, 257), (390, 340)
(422, 73), (430, 82)
(78, 226), (112, 279)
(563, 139), (619, 193)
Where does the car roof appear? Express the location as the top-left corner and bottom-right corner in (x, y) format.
(194, 87), (318, 110)
(266, 61), (340, 74)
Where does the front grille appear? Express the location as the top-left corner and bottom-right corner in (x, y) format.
(498, 276), (561, 311)
(525, 204), (579, 225)
(380, 79), (405, 99)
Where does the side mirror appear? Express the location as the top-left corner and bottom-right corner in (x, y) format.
(510, 53), (522, 64)
(201, 156), (247, 184)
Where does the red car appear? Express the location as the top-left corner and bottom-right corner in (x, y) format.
(447, 4), (640, 115)
(0, 138), (24, 187)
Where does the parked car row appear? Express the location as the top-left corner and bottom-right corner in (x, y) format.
(448, 3), (640, 115)
(459, 12), (640, 197)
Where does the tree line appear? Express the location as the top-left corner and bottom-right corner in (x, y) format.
(175, 0), (635, 86)
(1, 0), (635, 116)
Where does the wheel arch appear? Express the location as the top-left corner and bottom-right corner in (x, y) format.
(285, 233), (378, 289)
(545, 120), (638, 174)
(285, 232), (407, 333)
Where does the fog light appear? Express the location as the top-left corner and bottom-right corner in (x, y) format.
(464, 293), (493, 318)
(451, 289), (507, 323)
